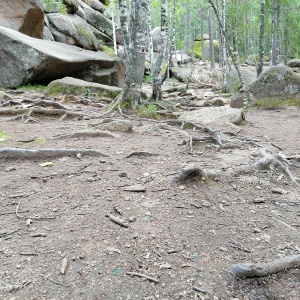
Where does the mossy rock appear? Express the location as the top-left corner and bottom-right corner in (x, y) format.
(231, 65), (300, 109)
(45, 77), (121, 99)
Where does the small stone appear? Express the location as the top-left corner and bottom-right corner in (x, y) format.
(271, 188), (288, 195)
(219, 247), (228, 252)
(5, 166), (16, 172)
(76, 153), (82, 159)
(253, 227), (261, 233)
(128, 216), (136, 222)
(124, 184), (146, 192)
(159, 263), (172, 269)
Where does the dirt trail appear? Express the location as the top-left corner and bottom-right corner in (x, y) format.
(0, 91), (299, 300)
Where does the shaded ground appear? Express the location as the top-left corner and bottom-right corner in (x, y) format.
(0, 89), (299, 300)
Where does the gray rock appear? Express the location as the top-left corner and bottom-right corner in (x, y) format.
(47, 13), (99, 50)
(0, 26), (124, 88)
(45, 77), (121, 99)
(77, 0), (113, 38)
(287, 59), (300, 68)
(0, 0), (44, 38)
(180, 106), (243, 125)
(214, 67), (257, 93)
(231, 65), (300, 109)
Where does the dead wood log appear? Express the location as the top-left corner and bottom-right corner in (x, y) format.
(172, 148), (299, 185)
(0, 148), (109, 159)
(229, 254), (300, 278)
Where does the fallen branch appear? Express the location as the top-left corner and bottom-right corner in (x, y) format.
(229, 254), (300, 278)
(126, 271), (159, 283)
(105, 213), (129, 228)
(125, 151), (159, 158)
(0, 147), (110, 159)
(172, 148), (299, 185)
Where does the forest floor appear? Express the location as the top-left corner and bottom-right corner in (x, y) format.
(0, 85), (299, 300)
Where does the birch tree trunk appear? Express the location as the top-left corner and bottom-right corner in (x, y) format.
(220, 0), (228, 92)
(200, 8), (205, 62)
(183, 8), (190, 55)
(170, 1), (177, 67)
(257, 0), (265, 77)
(151, 0), (167, 101)
(270, 0), (280, 66)
(208, 0), (245, 90)
(118, 0), (148, 107)
(208, 9), (215, 69)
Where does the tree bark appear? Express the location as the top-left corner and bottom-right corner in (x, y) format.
(151, 0), (167, 101)
(208, 9), (215, 69)
(208, 0), (245, 90)
(118, 0), (148, 107)
(257, 0), (265, 77)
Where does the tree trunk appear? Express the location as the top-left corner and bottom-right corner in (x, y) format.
(183, 8), (190, 55)
(118, 0), (148, 107)
(220, 0), (228, 92)
(151, 0), (167, 101)
(270, 0), (280, 66)
(170, 1), (177, 67)
(208, 0), (245, 90)
(208, 9), (215, 69)
(257, 0), (265, 77)
(200, 8), (205, 62)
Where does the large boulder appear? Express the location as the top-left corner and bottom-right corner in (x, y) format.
(170, 67), (191, 82)
(0, 0), (44, 38)
(151, 27), (161, 53)
(46, 13), (99, 50)
(0, 26), (125, 88)
(214, 67), (257, 93)
(231, 65), (300, 108)
(45, 77), (121, 99)
(287, 59), (300, 68)
(180, 106), (243, 125)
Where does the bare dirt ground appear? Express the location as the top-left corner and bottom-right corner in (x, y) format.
(0, 88), (299, 300)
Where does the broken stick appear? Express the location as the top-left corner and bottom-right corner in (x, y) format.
(228, 254), (300, 278)
(105, 213), (129, 228)
(126, 272), (159, 283)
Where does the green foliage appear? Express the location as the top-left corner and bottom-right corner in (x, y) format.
(0, 131), (12, 140)
(255, 97), (300, 109)
(17, 84), (46, 91)
(137, 104), (160, 119)
(41, 0), (67, 14)
(34, 137), (47, 144)
(143, 75), (152, 84)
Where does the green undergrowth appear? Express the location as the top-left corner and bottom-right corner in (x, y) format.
(17, 84), (46, 91)
(255, 97), (300, 109)
(0, 131), (12, 141)
(34, 137), (47, 144)
(137, 104), (161, 120)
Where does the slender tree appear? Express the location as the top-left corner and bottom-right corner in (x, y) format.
(151, 0), (167, 101)
(208, 9), (215, 69)
(257, 0), (265, 76)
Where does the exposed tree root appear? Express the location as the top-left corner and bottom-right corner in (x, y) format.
(229, 254), (300, 278)
(53, 130), (118, 139)
(172, 148), (299, 185)
(0, 148), (110, 159)
(0, 108), (86, 119)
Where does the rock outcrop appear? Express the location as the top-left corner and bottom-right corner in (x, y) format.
(0, 26), (124, 89)
(231, 65), (300, 108)
(0, 0), (44, 38)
